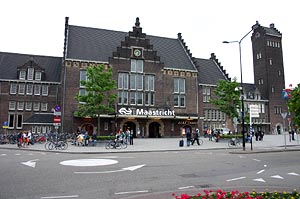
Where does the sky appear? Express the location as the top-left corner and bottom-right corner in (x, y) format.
(1, 0), (298, 88)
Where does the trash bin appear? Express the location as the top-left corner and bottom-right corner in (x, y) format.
(179, 139), (184, 147)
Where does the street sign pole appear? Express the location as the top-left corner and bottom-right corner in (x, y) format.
(281, 112), (287, 150)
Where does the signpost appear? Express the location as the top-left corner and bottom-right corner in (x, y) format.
(281, 112), (287, 150)
(53, 105), (61, 132)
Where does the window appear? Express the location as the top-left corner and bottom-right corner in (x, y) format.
(25, 102), (32, 111)
(33, 102), (40, 111)
(10, 83), (17, 94)
(174, 78), (185, 107)
(9, 101), (16, 110)
(274, 106), (282, 114)
(17, 102), (24, 110)
(16, 115), (23, 129)
(260, 104), (265, 113)
(26, 84), (33, 95)
(8, 114), (15, 128)
(27, 68), (34, 80)
(269, 59), (272, 65)
(19, 70), (26, 80)
(271, 86), (275, 93)
(41, 103), (48, 111)
(80, 70), (87, 87)
(203, 87), (211, 102)
(18, 84), (25, 95)
(35, 71), (42, 80)
(42, 85), (48, 96)
(258, 78), (264, 85)
(34, 85), (41, 95)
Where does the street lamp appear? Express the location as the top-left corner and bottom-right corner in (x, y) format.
(223, 26), (257, 151)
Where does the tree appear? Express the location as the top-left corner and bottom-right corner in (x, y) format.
(210, 78), (241, 123)
(287, 84), (300, 129)
(75, 64), (117, 135)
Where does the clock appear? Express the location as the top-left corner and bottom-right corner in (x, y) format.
(133, 49), (142, 57)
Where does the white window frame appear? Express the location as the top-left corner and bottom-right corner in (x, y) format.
(42, 85), (49, 96)
(9, 101), (16, 110)
(18, 83), (25, 95)
(25, 102), (32, 111)
(27, 68), (34, 80)
(19, 70), (26, 80)
(35, 71), (42, 81)
(10, 83), (17, 94)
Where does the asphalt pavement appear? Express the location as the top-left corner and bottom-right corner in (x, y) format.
(1, 134), (300, 154)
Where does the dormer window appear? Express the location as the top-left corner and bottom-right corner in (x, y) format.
(19, 70), (26, 80)
(35, 71), (42, 81)
(28, 68), (34, 80)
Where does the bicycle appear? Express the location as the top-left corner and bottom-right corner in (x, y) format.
(45, 140), (68, 150)
(105, 138), (127, 149)
(228, 138), (241, 147)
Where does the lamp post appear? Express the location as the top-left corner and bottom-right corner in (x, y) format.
(223, 26), (257, 151)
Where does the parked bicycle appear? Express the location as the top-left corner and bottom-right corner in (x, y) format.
(228, 138), (241, 147)
(45, 140), (68, 150)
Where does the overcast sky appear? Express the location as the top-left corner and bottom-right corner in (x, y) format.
(1, 0), (298, 88)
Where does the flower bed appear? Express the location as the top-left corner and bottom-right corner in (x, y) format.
(172, 189), (300, 199)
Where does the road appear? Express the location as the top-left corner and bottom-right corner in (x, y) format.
(0, 148), (299, 199)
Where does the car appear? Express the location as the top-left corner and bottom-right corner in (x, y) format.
(213, 128), (231, 135)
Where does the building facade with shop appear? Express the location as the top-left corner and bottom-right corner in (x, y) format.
(0, 18), (288, 137)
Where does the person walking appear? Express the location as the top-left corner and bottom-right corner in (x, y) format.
(207, 128), (212, 141)
(192, 128), (200, 145)
(129, 129), (134, 145)
(186, 129), (191, 147)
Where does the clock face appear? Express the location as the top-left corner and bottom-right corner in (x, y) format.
(133, 49), (141, 57)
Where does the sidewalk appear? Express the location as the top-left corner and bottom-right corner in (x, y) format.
(0, 134), (300, 154)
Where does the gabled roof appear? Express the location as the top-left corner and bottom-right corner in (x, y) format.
(195, 54), (230, 85)
(66, 24), (197, 71)
(0, 52), (62, 82)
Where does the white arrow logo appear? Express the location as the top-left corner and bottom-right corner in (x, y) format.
(74, 164), (145, 174)
(21, 159), (39, 168)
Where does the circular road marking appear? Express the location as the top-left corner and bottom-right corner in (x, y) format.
(60, 159), (118, 167)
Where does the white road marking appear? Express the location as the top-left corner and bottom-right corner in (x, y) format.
(253, 159), (261, 162)
(0, 154), (7, 156)
(178, 186), (195, 190)
(75, 164), (145, 174)
(256, 169), (265, 174)
(60, 159), (118, 167)
(239, 155), (246, 158)
(40, 195), (79, 198)
(264, 165), (267, 167)
(21, 159), (39, 168)
(15, 153), (21, 156)
(226, 176), (246, 182)
(253, 178), (266, 183)
(115, 190), (148, 195)
(271, 175), (284, 179)
(288, 172), (299, 176)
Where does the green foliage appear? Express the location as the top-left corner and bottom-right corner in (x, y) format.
(75, 64), (117, 117)
(74, 64), (117, 135)
(287, 84), (300, 128)
(210, 78), (241, 122)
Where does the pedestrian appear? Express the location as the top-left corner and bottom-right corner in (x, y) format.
(207, 128), (212, 141)
(17, 131), (23, 148)
(126, 128), (130, 144)
(192, 128), (200, 145)
(129, 129), (134, 145)
(186, 129), (191, 147)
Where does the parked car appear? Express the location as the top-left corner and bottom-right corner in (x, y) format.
(213, 128), (231, 135)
